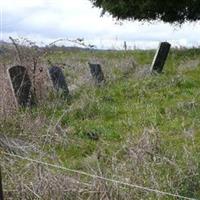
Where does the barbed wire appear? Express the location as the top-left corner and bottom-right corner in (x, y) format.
(1, 151), (198, 200)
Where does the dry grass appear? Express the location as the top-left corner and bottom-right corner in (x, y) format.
(1, 43), (200, 199)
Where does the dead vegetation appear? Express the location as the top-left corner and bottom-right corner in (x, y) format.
(1, 40), (200, 199)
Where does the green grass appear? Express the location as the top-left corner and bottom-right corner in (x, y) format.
(1, 48), (200, 199)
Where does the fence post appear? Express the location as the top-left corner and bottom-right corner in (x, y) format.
(0, 167), (4, 200)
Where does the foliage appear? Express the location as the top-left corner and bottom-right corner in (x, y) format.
(90, 0), (200, 23)
(1, 48), (200, 199)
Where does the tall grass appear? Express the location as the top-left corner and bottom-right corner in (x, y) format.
(1, 45), (200, 199)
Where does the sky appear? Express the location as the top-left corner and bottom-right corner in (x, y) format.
(1, 0), (200, 49)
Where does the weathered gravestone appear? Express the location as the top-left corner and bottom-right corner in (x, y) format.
(8, 66), (36, 107)
(150, 42), (171, 73)
(48, 66), (69, 98)
(0, 63), (53, 117)
(88, 63), (105, 84)
(33, 64), (53, 102)
(0, 64), (17, 117)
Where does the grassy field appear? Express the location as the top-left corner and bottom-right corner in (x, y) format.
(1, 47), (200, 199)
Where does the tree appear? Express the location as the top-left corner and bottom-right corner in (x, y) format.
(90, 0), (200, 24)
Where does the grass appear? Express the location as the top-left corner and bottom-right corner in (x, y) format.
(1, 48), (200, 199)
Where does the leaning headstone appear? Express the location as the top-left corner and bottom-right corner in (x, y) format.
(33, 64), (54, 102)
(0, 64), (17, 117)
(88, 63), (105, 84)
(48, 66), (69, 98)
(8, 65), (36, 107)
(150, 42), (171, 73)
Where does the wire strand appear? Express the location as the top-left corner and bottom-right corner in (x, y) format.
(1, 152), (198, 200)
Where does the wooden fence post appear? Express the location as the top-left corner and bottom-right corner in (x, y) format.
(0, 167), (4, 200)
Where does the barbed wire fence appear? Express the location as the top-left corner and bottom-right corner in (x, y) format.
(0, 151), (198, 200)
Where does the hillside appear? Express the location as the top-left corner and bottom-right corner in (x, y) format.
(1, 48), (200, 199)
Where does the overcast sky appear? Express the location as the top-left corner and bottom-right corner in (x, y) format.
(1, 0), (200, 49)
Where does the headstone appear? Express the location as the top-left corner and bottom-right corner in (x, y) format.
(8, 65), (36, 107)
(150, 42), (171, 73)
(0, 64), (18, 117)
(88, 63), (105, 84)
(48, 66), (69, 98)
(33, 64), (53, 102)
